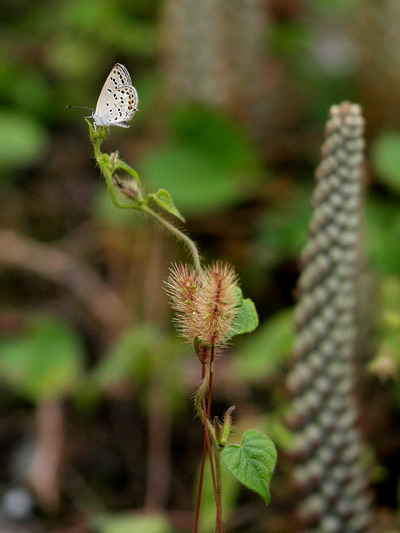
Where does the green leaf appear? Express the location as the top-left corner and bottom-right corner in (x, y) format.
(222, 430), (277, 504)
(141, 144), (241, 214)
(366, 199), (400, 275)
(172, 105), (257, 170)
(0, 314), (83, 402)
(231, 298), (259, 336)
(233, 310), (293, 380)
(93, 513), (172, 533)
(222, 429), (277, 504)
(371, 133), (400, 194)
(150, 189), (185, 222)
(89, 323), (160, 389)
(0, 110), (48, 173)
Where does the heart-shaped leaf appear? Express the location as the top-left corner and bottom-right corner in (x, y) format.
(231, 298), (259, 336)
(222, 429), (277, 504)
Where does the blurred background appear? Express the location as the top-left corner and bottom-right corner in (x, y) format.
(1, 0), (400, 531)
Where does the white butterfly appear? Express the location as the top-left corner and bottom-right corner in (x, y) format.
(92, 63), (138, 128)
(68, 64), (139, 128)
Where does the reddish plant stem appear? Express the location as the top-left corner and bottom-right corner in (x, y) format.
(193, 362), (207, 533)
(207, 344), (223, 532)
(193, 345), (223, 533)
(202, 396), (223, 533)
(207, 344), (215, 416)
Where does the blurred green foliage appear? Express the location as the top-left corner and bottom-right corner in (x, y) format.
(367, 200), (400, 275)
(198, 460), (239, 533)
(93, 513), (174, 533)
(233, 310), (293, 381)
(1, 0), (400, 529)
(371, 132), (400, 195)
(0, 110), (48, 175)
(0, 314), (83, 402)
(140, 105), (263, 214)
(376, 278), (400, 369)
(255, 188), (312, 270)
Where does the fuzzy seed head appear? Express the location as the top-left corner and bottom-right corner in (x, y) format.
(166, 261), (241, 351)
(165, 263), (200, 342)
(196, 262), (240, 347)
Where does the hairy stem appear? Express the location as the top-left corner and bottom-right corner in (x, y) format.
(194, 351), (223, 533)
(202, 396), (223, 533)
(88, 121), (202, 273)
(194, 362), (207, 533)
(207, 344), (223, 532)
(141, 205), (202, 274)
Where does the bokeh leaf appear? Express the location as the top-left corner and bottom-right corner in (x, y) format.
(256, 189), (311, 269)
(0, 314), (83, 402)
(0, 111), (48, 173)
(140, 106), (262, 214)
(197, 456), (240, 533)
(86, 323), (187, 413)
(89, 323), (160, 389)
(234, 309), (293, 380)
(367, 199), (400, 275)
(93, 513), (173, 533)
(371, 132), (400, 194)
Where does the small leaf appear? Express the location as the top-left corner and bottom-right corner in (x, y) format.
(150, 189), (185, 222)
(222, 429), (277, 504)
(231, 298), (259, 336)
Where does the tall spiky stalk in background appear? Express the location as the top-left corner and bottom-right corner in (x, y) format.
(287, 102), (374, 532)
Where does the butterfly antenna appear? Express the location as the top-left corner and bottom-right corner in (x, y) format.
(67, 105), (94, 111)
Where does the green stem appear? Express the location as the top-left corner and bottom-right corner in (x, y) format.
(88, 120), (202, 273)
(141, 204), (202, 274)
(214, 446), (223, 533)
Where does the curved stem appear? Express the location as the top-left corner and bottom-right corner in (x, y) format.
(88, 120), (202, 273)
(141, 205), (202, 274)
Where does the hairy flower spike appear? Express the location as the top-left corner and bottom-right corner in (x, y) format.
(196, 262), (240, 348)
(166, 261), (240, 350)
(165, 263), (200, 342)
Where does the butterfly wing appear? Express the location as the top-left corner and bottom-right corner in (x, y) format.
(93, 64), (138, 127)
(93, 85), (139, 128)
(95, 64), (132, 112)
